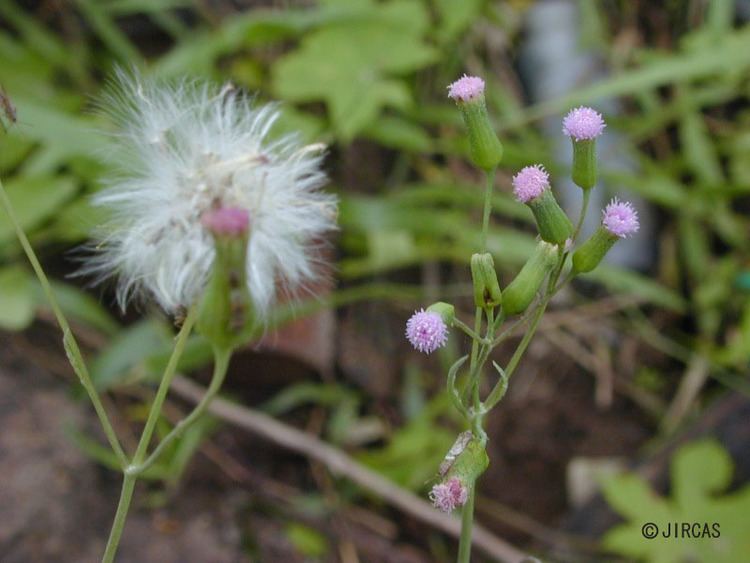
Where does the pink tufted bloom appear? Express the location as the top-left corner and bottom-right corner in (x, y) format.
(430, 477), (469, 513)
(562, 106), (606, 141)
(602, 198), (639, 238)
(447, 75), (485, 103)
(512, 164), (550, 203)
(201, 207), (250, 237)
(406, 309), (449, 354)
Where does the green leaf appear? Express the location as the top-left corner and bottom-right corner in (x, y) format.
(273, 0), (437, 139)
(584, 265), (687, 313)
(0, 175), (78, 245)
(672, 439), (733, 510)
(515, 28), (750, 128)
(285, 523), (329, 558)
(363, 115), (433, 152)
(601, 473), (671, 521)
(434, 0), (484, 41)
(679, 107), (723, 186)
(0, 266), (34, 330)
(91, 319), (173, 390)
(31, 280), (120, 336)
(603, 440), (750, 563)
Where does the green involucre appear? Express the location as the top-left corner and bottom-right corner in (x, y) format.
(572, 226), (618, 273)
(458, 96), (503, 171)
(503, 241), (558, 315)
(572, 138), (597, 190)
(527, 189), (573, 245)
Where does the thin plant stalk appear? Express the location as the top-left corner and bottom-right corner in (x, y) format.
(101, 306), (199, 563)
(457, 168), (495, 563)
(0, 177), (128, 466)
(457, 487), (476, 563)
(138, 346), (231, 473)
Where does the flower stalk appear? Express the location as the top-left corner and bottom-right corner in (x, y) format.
(408, 84), (639, 562)
(0, 74), (337, 562)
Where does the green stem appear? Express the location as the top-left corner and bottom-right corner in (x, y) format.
(101, 474), (136, 563)
(480, 169), (496, 251)
(456, 167), (497, 563)
(453, 317), (485, 342)
(457, 485), (476, 563)
(572, 189), (590, 243)
(465, 307), (483, 406)
(484, 254), (566, 411)
(130, 306), (198, 465)
(137, 346), (231, 474)
(0, 177), (128, 465)
(101, 307), (197, 563)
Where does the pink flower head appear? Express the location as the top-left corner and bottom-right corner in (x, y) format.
(447, 75), (485, 103)
(430, 477), (469, 513)
(562, 106), (606, 141)
(201, 206), (249, 237)
(406, 309), (448, 354)
(602, 198), (639, 238)
(512, 164), (549, 203)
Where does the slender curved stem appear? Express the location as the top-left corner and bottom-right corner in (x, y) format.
(0, 177), (128, 466)
(447, 355), (470, 418)
(453, 317), (485, 342)
(480, 169), (496, 250)
(137, 346), (231, 474)
(572, 189), (591, 243)
(101, 307), (198, 563)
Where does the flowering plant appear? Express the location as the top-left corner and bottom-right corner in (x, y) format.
(406, 75), (639, 562)
(0, 71), (337, 562)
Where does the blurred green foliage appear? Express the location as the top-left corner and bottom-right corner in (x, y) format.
(602, 439), (750, 562)
(1, 3), (750, 549)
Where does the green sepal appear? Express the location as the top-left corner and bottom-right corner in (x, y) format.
(458, 95), (503, 171)
(196, 234), (253, 351)
(526, 189), (573, 245)
(572, 226), (618, 274)
(502, 241), (558, 315)
(470, 252), (502, 310)
(427, 301), (456, 325)
(571, 138), (597, 190)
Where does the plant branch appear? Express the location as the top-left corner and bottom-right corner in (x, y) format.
(136, 346), (231, 474)
(0, 177), (128, 466)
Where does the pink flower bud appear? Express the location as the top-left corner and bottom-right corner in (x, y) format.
(430, 477), (469, 513)
(201, 207), (249, 237)
(405, 309), (449, 354)
(602, 198), (639, 238)
(562, 106), (606, 141)
(447, 74), (485, 103)
(512, 164), (549, 203)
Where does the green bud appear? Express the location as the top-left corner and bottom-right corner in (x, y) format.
(439, 431), (489, 483)
(470, 253), (502, 310)
(426, 301), (456, 325)
(457, 97), (503, 171)
(526, 189), (573, 245)
(571, 138), (597, 190)
(196, 233), (253, 351)
(572, 226), (618, 274)
(503, 241), (558, 315)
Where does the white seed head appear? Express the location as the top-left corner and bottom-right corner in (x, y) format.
(83, 69), (337, 316)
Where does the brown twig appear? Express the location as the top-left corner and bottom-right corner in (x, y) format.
(170, 375), (528, 563)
